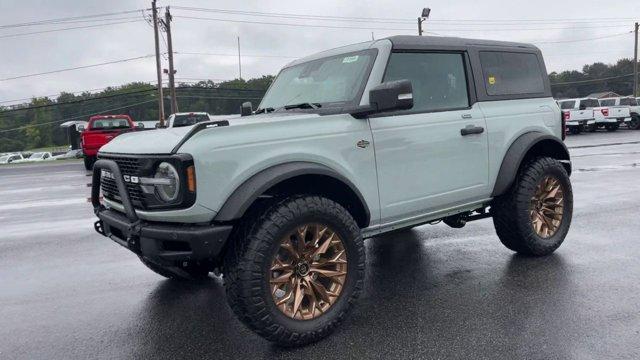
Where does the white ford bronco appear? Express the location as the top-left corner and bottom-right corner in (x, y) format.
(91, 36), (573, 346)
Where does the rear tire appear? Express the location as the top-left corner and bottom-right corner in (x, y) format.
(83, 156), (95, 170)
(587, 124), (597, 132)
(605, 124), (619, 132)
(492, 157), (573, 256)
(224, 195), (365, 346)
(138, 256), (211, 280)
(569, 127), (580, 135)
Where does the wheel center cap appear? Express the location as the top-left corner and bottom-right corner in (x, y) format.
(296, 262), (310, 276)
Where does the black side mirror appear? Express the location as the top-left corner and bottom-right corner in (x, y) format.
(369, 79), (413, 113)
(241, 102), (253, 117)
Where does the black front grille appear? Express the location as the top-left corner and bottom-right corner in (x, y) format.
(98, 155), (146, 209)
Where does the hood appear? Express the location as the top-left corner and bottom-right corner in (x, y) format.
(99, 126), (194, 154)
(98, 112), (319, 155)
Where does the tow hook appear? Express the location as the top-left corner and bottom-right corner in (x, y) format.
(94, 220), (105, 236)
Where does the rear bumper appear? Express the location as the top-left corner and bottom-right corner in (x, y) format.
(596, 118), (620, 124)
(83, 147), (100, 156)
(91, 159), (232, 265)
(566, 120), (588, 127)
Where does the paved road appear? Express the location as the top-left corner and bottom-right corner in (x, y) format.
(1, 131), (640, 359)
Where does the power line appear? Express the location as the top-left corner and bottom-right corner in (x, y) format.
(0, 19), (144, 39)
(550, 73), (635, 86)
(0, 88), (157, 114)
(171, 6), (636, 25)
(174, 15), (422, 33)
(176, 51), (297, 59)
(533, 31), (633, 44)
(0, 9), (148, 29)
(0, 98), (159, 133)
(0, 55), (156, 81)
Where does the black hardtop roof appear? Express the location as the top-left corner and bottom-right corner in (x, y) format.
(385, 35), (539, 51)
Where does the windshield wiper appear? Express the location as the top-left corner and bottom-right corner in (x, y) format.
(254, 107), (275, 114)
(283, 102), (322, 110)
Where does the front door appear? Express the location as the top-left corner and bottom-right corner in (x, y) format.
(370, 51), (490, 223)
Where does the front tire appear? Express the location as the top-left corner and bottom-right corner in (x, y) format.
(492, 157), (573, 256)
(224, 195), (365, 346)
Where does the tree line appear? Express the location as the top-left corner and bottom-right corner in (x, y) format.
(549, 58), (637, 99)
(0, 76), (273, 153)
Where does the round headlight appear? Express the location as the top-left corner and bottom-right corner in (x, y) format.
(154, 162), (180, 202)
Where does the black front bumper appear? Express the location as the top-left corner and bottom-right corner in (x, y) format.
(92, 159), (232, 265)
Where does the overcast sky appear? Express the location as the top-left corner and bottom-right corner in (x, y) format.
(1, 0), (639, 103)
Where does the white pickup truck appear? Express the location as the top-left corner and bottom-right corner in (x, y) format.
(557, 98), (597, 134)
(598, 97), (639, 130)
(597, 97), (633, 131)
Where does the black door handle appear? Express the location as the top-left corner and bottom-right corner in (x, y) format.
(460, 125), (485, 136)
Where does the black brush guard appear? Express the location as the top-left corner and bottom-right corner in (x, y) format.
(91, 159), (233, 265)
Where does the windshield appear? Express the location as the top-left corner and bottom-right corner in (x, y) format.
(90, 118), (130, 130)
(620, 98), (638, 106)
(258, 49), (376, 111)
(599, 99), (615, 106)
(559, 101), (575, 109)
(172, 114), (209, 127)
(29, 152), (44, 159)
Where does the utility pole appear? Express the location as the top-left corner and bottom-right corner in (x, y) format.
(151, 0), (165, 127)
(237, 36), (242, 80)
(164, 7), (178, 114)
(634, 22), (638, 97)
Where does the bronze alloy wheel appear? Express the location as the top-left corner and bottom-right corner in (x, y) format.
(269, 223), (348, 320)
(530, 175), (565, 238)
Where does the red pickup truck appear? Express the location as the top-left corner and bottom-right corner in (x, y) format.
(81, 115), (137, 169)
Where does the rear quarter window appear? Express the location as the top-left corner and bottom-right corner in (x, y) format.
(479, 51), (545, 96)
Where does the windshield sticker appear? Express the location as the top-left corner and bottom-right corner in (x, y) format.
(488, 75), (496, 85)
(342, 55), (359, 63)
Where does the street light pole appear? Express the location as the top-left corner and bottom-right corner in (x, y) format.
(418, 8), (431, 36)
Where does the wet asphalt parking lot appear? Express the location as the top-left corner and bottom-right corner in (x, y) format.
(1, 130), (640, 359)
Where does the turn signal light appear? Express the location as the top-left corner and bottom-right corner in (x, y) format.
(186, 165), (196, 192)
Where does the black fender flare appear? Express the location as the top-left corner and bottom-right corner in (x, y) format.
(492, 132), (570, 197)
(214, 161), (371, 224)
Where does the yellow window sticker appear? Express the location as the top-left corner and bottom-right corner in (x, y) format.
(488, 76), (496, 85)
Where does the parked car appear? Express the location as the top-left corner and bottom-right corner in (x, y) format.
(13, 152), (53, 163)
(91, 35), (573, 346)
(597, 97), (639, 129)
(557, 98), (596, 134)
(80, 115), (138, 170)
(52, 149), (83, 160)
(0, 153), (24, 164)
(596, 98), (632, 131)
(165, 112), (211, 128)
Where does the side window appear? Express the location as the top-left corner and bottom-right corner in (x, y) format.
(479, 51), (545, 96)
(383, 52), (469, 112)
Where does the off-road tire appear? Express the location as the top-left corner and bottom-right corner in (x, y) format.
(492, 157), (573, 256)
(138, 256), (210, 280)
(629, 114), (640, 130)
(223, 195), (365, 347)
(605, 124), (619, 132)
(83, 156), (95, 170)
